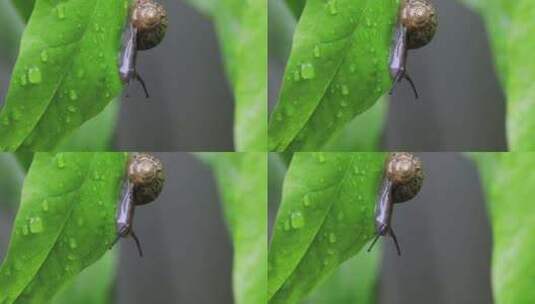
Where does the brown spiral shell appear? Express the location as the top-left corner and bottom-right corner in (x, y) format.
(132, 0), (168, 50)
(385, 152), (423, 203)
(128, 152), (165, 205)
(400, 0), (437, 49)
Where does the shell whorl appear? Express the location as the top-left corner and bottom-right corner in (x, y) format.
(401, 0), (437, 49)
(385, 152), (423, 203)
(132, 0), (168, 50)
(128, 152), (165, 205)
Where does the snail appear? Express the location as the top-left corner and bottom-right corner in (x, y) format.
(119, 0), (168, 98)
(111, 153), (165, 256)
(367, 152), (423, 255)
(389, 0), (437, 99)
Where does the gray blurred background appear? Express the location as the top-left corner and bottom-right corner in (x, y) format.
(0, 153), (234, 304)
(0, 0), (235, 151)
(269, 153), (494, 303)
(269, 0), (508, 151)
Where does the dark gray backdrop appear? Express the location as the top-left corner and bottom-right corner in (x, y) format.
(269, 153), (493, 304)
(269, 0), (507, 151)
(0, 1), (235, 151)
(0, 153), (234, 304)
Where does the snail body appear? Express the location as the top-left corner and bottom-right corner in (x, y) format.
(389, 0), (437, 98)
(119, 0), (167, 97)
(367, 152), (423, 255)
(112, 152), (165, 257)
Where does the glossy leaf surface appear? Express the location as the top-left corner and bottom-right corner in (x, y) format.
(472, 153), (535, 303)
(268, 0), (398, 151)
(268, 152), (385, 303)
(460, 1), (535, 150)
(0, 152), (127, 303)
(199, 152), (267, 304)
(187, 0), (267, 151)
(0, 0), (128, 151)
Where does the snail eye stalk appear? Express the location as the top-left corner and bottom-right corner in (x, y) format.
(368, 153), (423, 256)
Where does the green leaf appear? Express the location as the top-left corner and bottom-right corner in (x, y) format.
(0, 152), (127, 303)
(459, 1), (535, 150)
(56, 99), (119, 151)
(198, 152), (267, 304)
(186, 0), (267, 151)
(268, 0), (398, 151)
(268, 152), (385, 303)
(324, 98), (385, 151)
(51, 250), (117, 304)
(0, 0), (129, 151)
(471, 153), (535, 304)
(304, 246), (380, 304)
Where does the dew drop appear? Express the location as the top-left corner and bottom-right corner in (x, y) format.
(303, 194), (311, 207)
(56, 154), (66, 168)
(20, 73), (28, 86)
(40, 50), (49, 63)
(341, 85), (349, 96)
(28, 67), (42, 84)
(290, 212), (305, 229)
(283, 219), (290, 231)
(21, 224), (29, 236)
(329, 233), (337, 243)
(293, 70), (301, 81)
(69, 90), (78, 101)
(29, 217), (44, 234)
(57, 5), (66, 19)
(318, 153), (326, 163)
(300, 63), (315, 80)
(69, 238), (77, 249)
(42, 200), (49, 212)
(67, 105), (77, 113)
(327, 0), (338, 15)
(313, 45), (321, 58)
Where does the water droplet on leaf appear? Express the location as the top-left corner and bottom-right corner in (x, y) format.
(69, 90), (78, 101)
(29, 217), (44, 234)
(40, 50), (49, 63)
(301, 63), (315, 79)
(28, 67), (42, 84)
(290, 212), (305, 229)
(327, 0), (338, 15)
(329, 233), (337, 243)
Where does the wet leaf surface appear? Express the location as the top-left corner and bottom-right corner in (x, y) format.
(0, 152), (127, 304)
(0, 0), (128, 151)
(472, 153), (535, 303)
(268, 0), (398, 151)
(268, 152), (385, 303)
